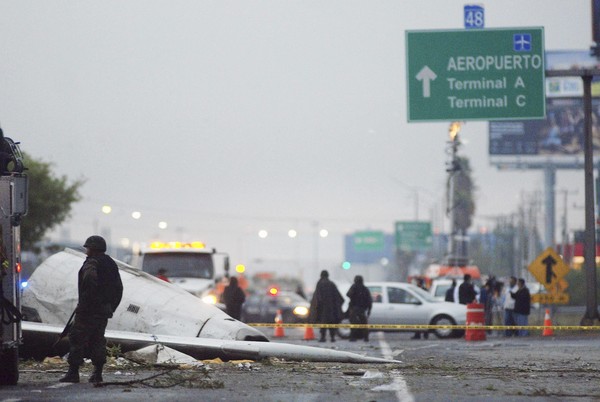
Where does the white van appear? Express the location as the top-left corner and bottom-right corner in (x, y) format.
(429, 278), (461, 302)
(429, 278), (481, 303)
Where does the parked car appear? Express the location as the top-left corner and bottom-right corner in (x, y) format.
(339, 282), (466, 339)
(241, 290), (310, 324)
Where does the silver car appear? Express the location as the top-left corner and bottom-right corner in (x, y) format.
(340, 281), (467, 339)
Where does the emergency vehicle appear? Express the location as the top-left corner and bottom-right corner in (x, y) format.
(0, 135), (28, 385)
(129, 241), (230, 300)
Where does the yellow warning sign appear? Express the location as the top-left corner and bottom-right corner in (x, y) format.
(528, 247), (570, 291)
(531, 293), (570, 304)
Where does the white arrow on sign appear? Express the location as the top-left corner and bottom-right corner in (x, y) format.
(416, 66), (437, 98)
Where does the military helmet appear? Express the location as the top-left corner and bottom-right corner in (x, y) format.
(83, 235), (107, 252)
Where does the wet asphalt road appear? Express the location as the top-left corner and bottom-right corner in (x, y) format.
(2, 328), (600, 401)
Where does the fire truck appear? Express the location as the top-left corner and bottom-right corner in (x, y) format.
(0, 134), (28, 385)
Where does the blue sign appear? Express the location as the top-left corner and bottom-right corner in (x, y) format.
(513, 34), (532, 51)
(464, 5), (484, 29)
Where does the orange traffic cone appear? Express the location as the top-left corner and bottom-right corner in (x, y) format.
(274, 309), (285, 338)
(303, 325), (315, 341)
(542, 309), (554, 336)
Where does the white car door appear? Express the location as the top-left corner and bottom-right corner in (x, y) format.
(365, 285), (387, 324)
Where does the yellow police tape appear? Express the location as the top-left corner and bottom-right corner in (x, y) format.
(247, 323), (600, 331)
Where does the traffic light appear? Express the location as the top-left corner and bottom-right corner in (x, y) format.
(342, 261), (351, 270)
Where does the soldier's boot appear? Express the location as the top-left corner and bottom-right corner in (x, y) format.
(59, 365), (80, 383)
(89, 365), (103, 383)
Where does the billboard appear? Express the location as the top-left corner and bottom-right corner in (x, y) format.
(489, 51), (600, 167)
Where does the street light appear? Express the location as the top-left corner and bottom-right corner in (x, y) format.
(258, 230), (268, 239)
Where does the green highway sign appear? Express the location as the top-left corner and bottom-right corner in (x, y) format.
(353, 231), (385, 252)
(395, 221), (432, 251)
(406, 27), (545, 121)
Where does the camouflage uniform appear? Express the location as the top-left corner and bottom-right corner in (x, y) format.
(67, 254), (123, 368)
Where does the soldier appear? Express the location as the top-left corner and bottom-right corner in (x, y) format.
(59, 235), (123, 383)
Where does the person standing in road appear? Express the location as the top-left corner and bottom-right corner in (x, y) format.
(502, 276), (518, 337)
(346, 275), (372, 342)
(511, 278), (531, 337)
(445, 279), (457, 302)
(479, 279), (495, 333)
(221, 276), (246, 320)
(310, 270), (344, 342)
(458, 274), (477, 305)
(59, 235), (123, 384)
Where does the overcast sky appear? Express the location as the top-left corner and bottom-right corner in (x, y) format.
(0, 1), (592, 280)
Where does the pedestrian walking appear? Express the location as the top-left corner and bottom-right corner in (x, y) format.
(511, 278), (531, 336)
(309, 270), (344, 342)
(502, 276), (518, 337)
(458, 274), (477, 305)
(59, 235), (123, 383)
(346, 275), (372, 342)
(221, 276), (246, 320)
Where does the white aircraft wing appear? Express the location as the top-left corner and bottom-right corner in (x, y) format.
(21, 321), (399, 364)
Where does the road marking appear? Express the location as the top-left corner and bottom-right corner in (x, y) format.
(376, 332), (414, 402)
(46, 383), (72, 389)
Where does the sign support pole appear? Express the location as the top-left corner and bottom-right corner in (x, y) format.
(544, 165), (556, 249)
(546, 69), (600, 324)
(581, 74), (600, 324)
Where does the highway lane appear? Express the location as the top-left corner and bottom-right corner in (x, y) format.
(3, 329), (600, 401)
